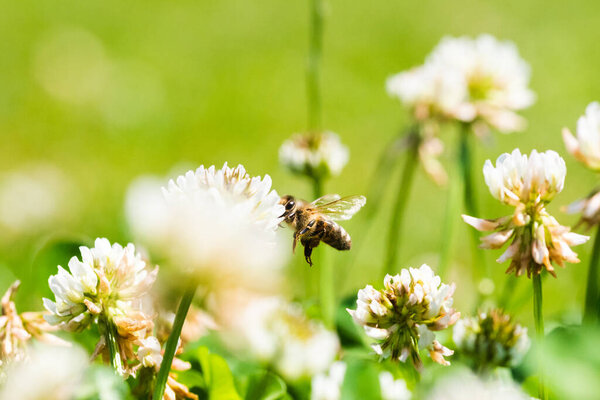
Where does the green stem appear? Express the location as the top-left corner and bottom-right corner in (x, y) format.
(584, 225), (600, 324)
(458, 124), (488, 282)
(153, 286), (197, 400)
(104, 320), (124, 375)
(532, 273), (547, 400)
(307, 0), (323, 131)
(383, 132), (420, 276)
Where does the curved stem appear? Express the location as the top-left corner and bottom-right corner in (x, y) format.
(104, 320), (124, 375)
(153, 286), (196, 400)
(307, 0), (323, 131)
(584, 225), (600, 324)
(532, 273), (547, 400)
(383, 132), (420, 276)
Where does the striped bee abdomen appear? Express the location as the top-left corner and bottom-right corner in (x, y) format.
(321, 221), (352, 251)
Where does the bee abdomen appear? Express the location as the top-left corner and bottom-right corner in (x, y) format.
(322, 222), (352, 251)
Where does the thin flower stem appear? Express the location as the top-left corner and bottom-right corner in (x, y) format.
(458, 124), (488, 281)
(313, 176), (335, 328)
(153, 286), (197, 400)
(383, 131), (420, 276)
(532, 273), (547, 400)
(307, 0), (323, 132)
(104, 320), (124, 375)
(584, 225), (600, 324)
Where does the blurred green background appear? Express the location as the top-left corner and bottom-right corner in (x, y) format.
(2, 0), (600, 330)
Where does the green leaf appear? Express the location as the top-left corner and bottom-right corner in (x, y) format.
(243, 371), (288, 400)
(196, 347), (242, 400)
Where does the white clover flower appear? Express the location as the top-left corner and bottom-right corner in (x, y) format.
(43, 238), (157, 336)
(279, 131), (349, 178)
(311, 361), (346, 400)
(427, 34), (535, 133)
(379, 371), (411, 400)
(0, 344), (88, 400)
(453, 309), (530, 370)
(348, 264), (459, 369)
(155, 163), (287, 292)
(221, 296), (339, 381)
(387, 63), (470, 122)
(463, 149), (588, 277)
(563, 102), (600, 171)
(426, 372), (531, 400)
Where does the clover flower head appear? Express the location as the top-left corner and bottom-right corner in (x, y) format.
(43, 238), (157, 334)
(221, 296), (339, 381)
(348, 264), (459, 369)
(453, 309), (530, 369)
(310, 361), (346, 400)
(427, 34), (535, 133)
(279, 131), (349, 178)
(463, 149), (588, 277)
(563, 102), (600, 171)
(156, 163), (286, 292)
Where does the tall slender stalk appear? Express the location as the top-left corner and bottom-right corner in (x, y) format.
(153, 286), (197, 400)
(307, 0), (323, 131)
(438, 130), (462, 277)
(584, 225), (600, 324)
(458, 124), (488, 280)
(313, 176), (334, 328)
(103, 320), (124, 376)
(383, 131), (420, 276)
(532, 273), (547, 400)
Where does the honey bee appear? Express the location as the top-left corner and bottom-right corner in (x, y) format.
(279, 194), (366, 266)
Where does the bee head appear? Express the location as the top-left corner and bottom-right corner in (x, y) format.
(279, 195), (297, 220)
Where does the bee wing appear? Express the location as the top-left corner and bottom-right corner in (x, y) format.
(313, 195), (366, 221)
(311, 194), (341, 207)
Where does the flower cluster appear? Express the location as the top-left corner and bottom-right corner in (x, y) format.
(43, 238), (158, 372)
(388, 34), (535, 133)
(0, 281), (66, 368)
(221, 296), (339, 381)
(453, 309), (530, 370)
(463, 149), (588, 277)
(310, 361), (346, 400)
(153, 163), (287, 292)
(279, 131), (349, 179)
(563, 102), (600, 226)
(347, 264), (459, 369)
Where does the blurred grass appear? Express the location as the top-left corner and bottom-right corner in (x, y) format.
(1, 0), (600, 327)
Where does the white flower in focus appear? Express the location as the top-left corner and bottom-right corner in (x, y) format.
(221, 296), (339, 381)
(379, 371), (411, 400)
(158, 163), (287, 291)
(563, 102), (600, 171)
(43, 238), (157, 336)
(347, 264), (459, 369)
(427, 34), (535, 133)
(0, 344), (88, 400)
(453, 309), (530, 369)
(463, 149), (588, 277)
(279, 132), (349, 178)
(311, 361), (346, 400)
(426, 372), (531, 400)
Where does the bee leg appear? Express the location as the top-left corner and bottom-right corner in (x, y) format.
(304, 245), (314, 266)
(293, 231), (299, 253)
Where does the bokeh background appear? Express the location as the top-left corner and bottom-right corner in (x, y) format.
(2, 0), (600, 331)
